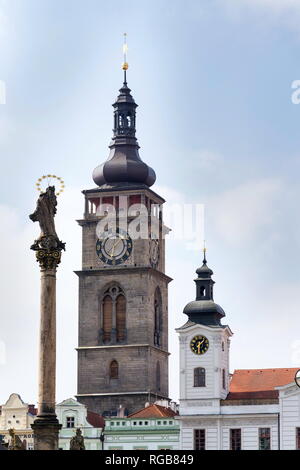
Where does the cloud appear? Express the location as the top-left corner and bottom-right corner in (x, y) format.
(209, 178), (283, 245)
(218, 0), (300, 34)
(193, 149), (223, 170)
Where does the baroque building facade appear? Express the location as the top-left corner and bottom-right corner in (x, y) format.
(76, 72), (171, 416)
(176, 255), (300, 450)
(104, 401), (180, 450)
(56, 398), (104, 450)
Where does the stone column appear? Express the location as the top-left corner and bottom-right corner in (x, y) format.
(31, 252), (63, 450)
(29, 186), (65, 450)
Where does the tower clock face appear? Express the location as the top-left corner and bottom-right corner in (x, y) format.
(190, 335), (209, 356)
(149, 238), (160, 268)
(96, 228), (132, 266)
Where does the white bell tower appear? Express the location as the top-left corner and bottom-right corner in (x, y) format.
(176, 252), (233, 416)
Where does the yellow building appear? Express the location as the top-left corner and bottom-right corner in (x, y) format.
(0, 393), (36, 450)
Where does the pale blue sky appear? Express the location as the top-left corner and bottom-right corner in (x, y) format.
(1, 0), (300, 405)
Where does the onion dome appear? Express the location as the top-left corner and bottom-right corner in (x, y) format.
(183, 251), (226, 326)
(92, 74), (156, 188)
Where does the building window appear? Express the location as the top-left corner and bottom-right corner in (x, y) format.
(156, 361), (161, 391)
(194, 429), (205, 450)
(103, 295), (113, 343)
(66, 417), (75, 428)
(222, 369), (226, 389)
(101, 285), (126, 344)
(296, 428), (300, 450)
(116, 294), (126, 342)
(259, 428), (271, 450)
(230, 429), (241, 450)
(154, 287), (162, 347)
(194, 367), (205, 387)
(110, 360), (119, 379)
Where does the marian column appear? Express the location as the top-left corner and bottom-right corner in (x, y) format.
(30, 186), (65, 450)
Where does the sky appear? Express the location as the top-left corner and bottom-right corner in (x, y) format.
(1, 0), (300, 406)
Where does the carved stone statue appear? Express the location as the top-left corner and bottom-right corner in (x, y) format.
(30, 186), (65, 269)
(8, 429), (26, 451)
(70, 428), (85, 451)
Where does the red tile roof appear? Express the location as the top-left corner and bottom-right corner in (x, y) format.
(128, 404), (177, 419)
(87, 410), (105, 429)
(28, 405), (37, 416)
(227, 368), (299, 400)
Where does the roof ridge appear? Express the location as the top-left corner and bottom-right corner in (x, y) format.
(234, 367), (299, 372)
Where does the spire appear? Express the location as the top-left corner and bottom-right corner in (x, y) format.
(92, 35), (156, 188)
(122, 33), (128, 85)
(183, 247), (226, 326)
(203, 240), (207, 265)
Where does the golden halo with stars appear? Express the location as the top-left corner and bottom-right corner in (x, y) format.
(35, 175), (65, 196)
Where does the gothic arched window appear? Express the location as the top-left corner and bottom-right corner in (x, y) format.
(116, 294), (126, 342)
(154, 287), (163, 347)
(103, 295), (113, 343)
(194, 367), (206, 387)
(156, 362), (161, 391)
(101, 285), (126, 344)
(110, 360), (119, 379)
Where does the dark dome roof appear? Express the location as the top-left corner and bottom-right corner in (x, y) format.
(183, 300), (225, 317)
(92, 149), (156, 188)
(92, 80), (156, 188)
(196, 263), (213, 276)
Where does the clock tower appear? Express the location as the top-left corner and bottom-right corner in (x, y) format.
(76, 69), (171, 416)
(176, 252), (233, 418)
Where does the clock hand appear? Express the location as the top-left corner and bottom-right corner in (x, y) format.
(109, 237), (123, 257)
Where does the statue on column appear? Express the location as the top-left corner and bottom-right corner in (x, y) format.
(30, 186), (65, 268)
(70, 428), (85, 450)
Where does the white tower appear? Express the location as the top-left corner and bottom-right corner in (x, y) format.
(176, 252), (233, 449)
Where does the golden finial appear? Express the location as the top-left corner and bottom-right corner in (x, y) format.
(122, 33), (129, 78)
(203, 240), (207, 264)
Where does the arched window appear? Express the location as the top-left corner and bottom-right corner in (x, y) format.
(194, 367), (205, 387)
(154, 287), (162, 347)
(110, 360), (119, 379)
(101, 285), (126, 344)
(116, 294), (126, 342)
(200, 286), (206, 297)
(156, 362), (161, 391)
(103, 295), (113, 343)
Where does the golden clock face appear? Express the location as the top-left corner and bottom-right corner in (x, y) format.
(190, 335), (209, 355)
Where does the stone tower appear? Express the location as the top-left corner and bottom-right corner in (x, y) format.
(76, 71), (171, 416)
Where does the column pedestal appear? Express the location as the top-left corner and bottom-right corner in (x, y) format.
(31, 417), (62, 451)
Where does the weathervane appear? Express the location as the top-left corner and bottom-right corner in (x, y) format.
(122, 33), (128, 83)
